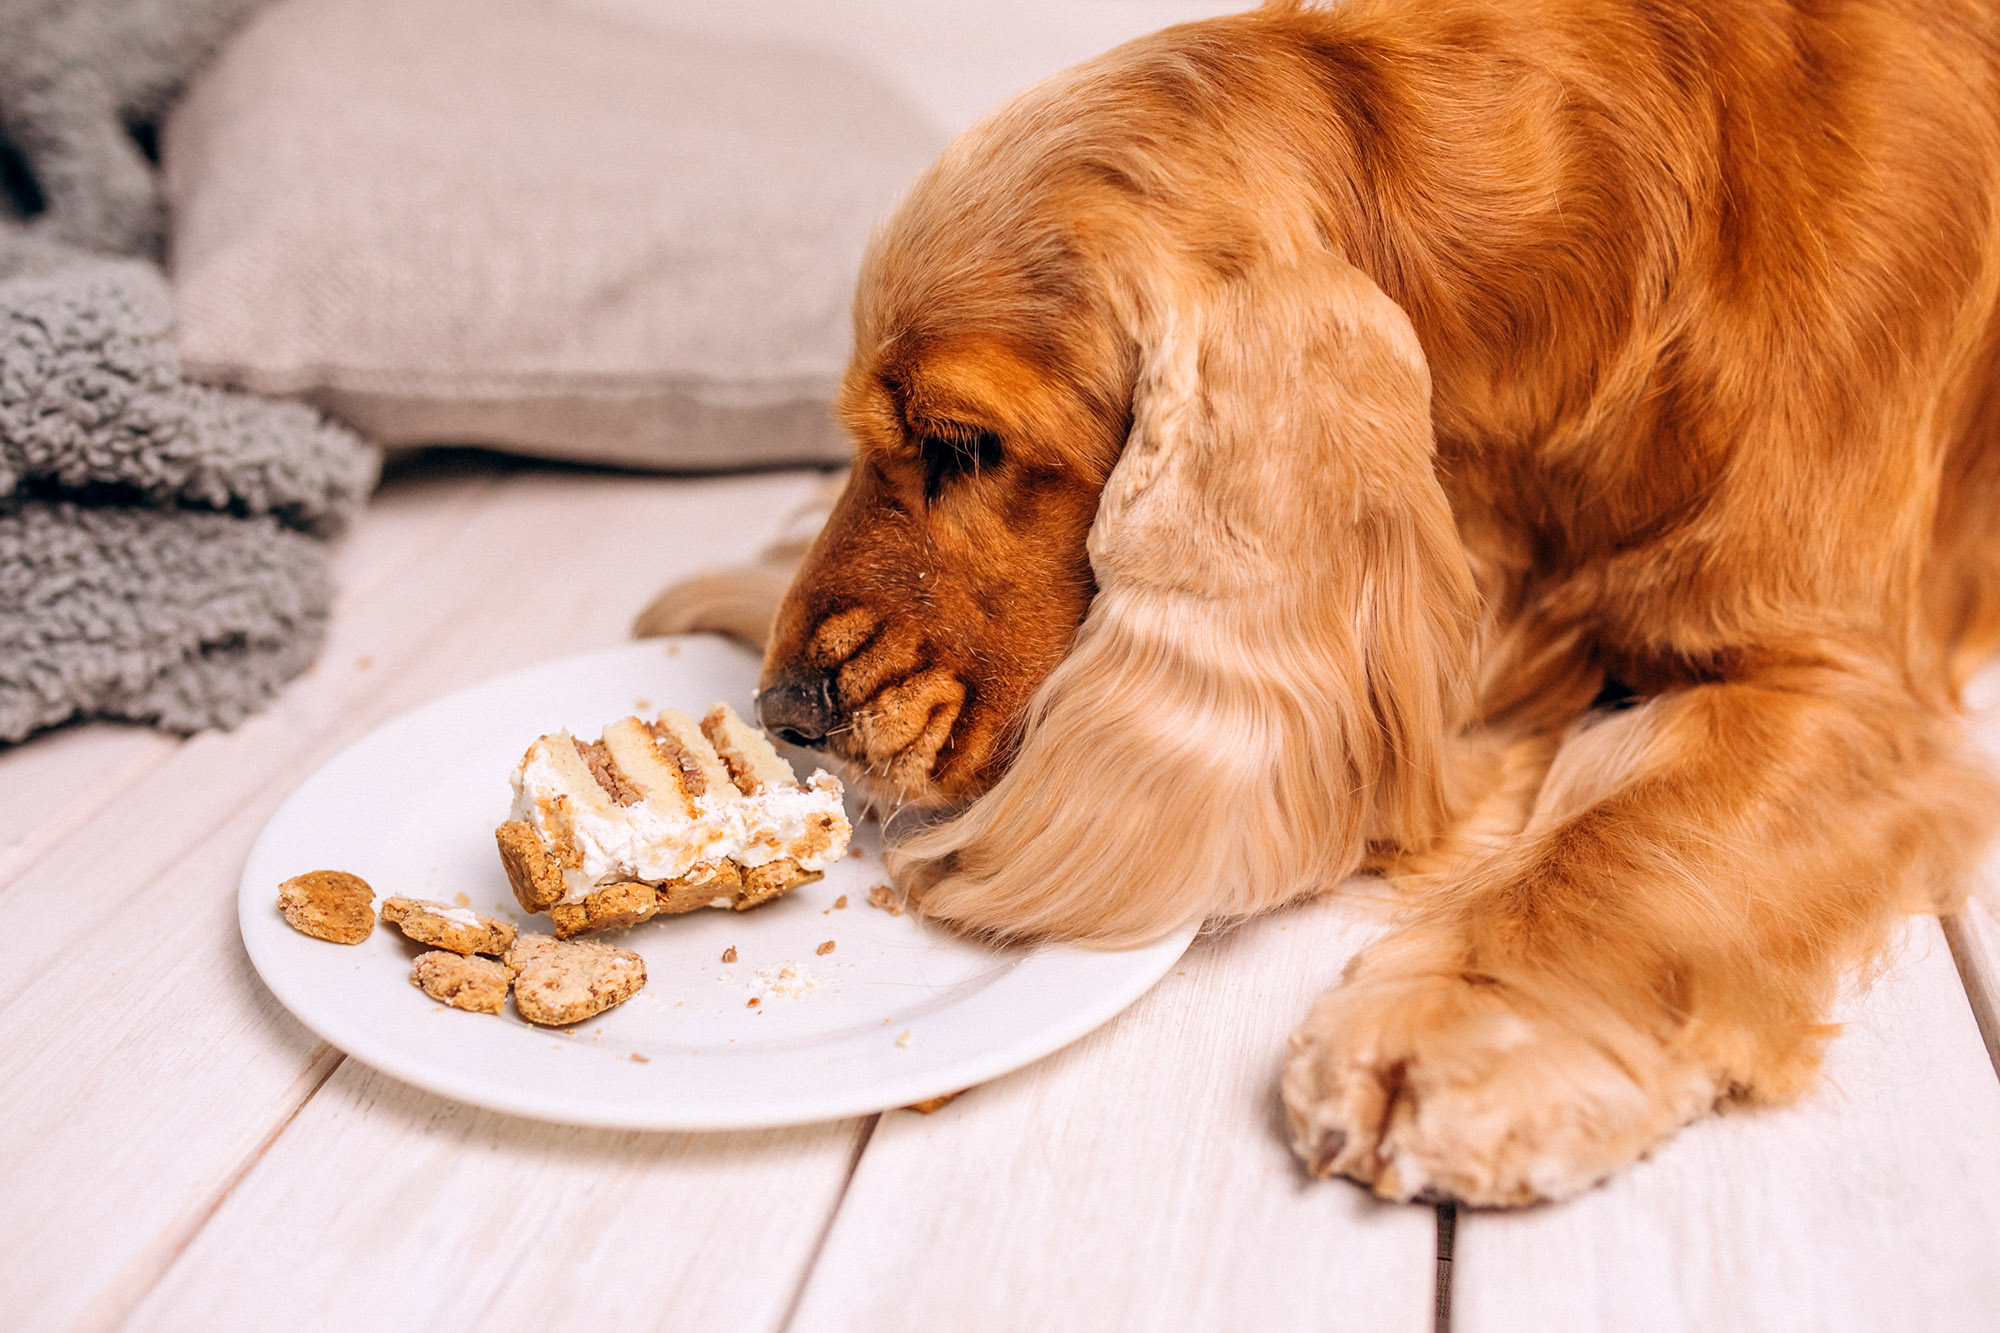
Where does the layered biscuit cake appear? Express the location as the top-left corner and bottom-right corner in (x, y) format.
(495, 702), (850, 936)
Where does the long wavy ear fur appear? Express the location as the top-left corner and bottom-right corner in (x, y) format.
(889, 255), (1477, 944)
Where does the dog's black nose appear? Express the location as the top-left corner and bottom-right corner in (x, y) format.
(758, 670), (840, 747)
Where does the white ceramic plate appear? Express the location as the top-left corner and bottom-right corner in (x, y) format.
(239, 637), (1194, 1130)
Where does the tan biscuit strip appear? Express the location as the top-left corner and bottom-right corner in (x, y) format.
(737, 859), (821, 910)
(702, 701), (797, 794)
(548, 880), (659, 938)
(656, 861), (743, 914)
(571, 736), (642, 805)
(496, 819), (567, 912)
(648, 709), (734, 800)
(535, 735), (627, 822)
(601, 717), (696, 820)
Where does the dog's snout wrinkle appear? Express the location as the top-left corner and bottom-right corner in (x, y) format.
(758, 670), (840, 747)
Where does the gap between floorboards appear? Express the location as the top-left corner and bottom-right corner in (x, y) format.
(94, 1047), (346, 1331)
(777, 1113), (883, 1333)
(1433, 1203), (1456, 1333)
(1941, 912), (2000, 1079)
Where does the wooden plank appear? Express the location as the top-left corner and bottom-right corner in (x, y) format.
(126, 1064), (869, 1333)
(0, 466), (823, 1331)
(787, 895), (1437, 1333)
(0, 722), (178, 884)
(1453, 916), (2000, 1333)
(0, 830), (344, 1331)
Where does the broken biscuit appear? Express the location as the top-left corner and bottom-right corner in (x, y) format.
(381, 897), (517, 955)
(277, 870), (376, 944)
(505, 934), (647, 1026)
(411, 951), (512, 1014)
(548, 879), (658, 938)
(495, 818), (568, 913)
(656, 860), (743, 915)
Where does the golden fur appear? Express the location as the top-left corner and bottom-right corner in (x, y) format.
(660, 0), (2000, 1204)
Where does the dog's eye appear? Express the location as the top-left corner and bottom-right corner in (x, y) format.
(917, 425), (1004, 502)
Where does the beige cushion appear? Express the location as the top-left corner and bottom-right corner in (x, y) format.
(162, 0), (942, 468)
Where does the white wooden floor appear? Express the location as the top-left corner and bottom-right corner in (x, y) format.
(4, 452), (1999, 1332)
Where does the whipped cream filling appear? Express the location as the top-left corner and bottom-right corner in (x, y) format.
(508, 736), (849, 904)
(435, 906), (485, 928)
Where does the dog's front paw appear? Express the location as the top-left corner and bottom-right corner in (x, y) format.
(1281, 968), (1716, 1205)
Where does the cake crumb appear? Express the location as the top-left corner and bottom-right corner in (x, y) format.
(868, 885), (903, 916)
(817, 939), (836, 956)
(896, 1029), (913, 1048)
(848, 847), (862, 857)
(833, 894), (848, 909)
(721, 946), (738, 964)
(750, 962), (823, 1000)
(631, 1052), (650, 1063)
(747, 997), (760, 1007)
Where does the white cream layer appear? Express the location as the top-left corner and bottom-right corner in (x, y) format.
(508, 736), (850, 904)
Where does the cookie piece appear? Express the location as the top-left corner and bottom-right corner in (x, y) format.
(656, 861), (743, 915)
(738, 858), (821, 910)
(411, 951), (512, 1014)
(496, 818), (567, 913)
(504, 934), (647, 1026)
(381, 897), (517, 955)
(547, 880), (657, 938)
(276, 870), (376, 944)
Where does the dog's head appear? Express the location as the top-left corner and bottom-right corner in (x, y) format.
(754, 135), (1131, 804)
(760, 20), (1480, 941)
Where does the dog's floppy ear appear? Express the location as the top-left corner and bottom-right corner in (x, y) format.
(889, 252), (1478, 944)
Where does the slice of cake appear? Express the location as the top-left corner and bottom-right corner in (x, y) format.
(495, 701), (850, 936)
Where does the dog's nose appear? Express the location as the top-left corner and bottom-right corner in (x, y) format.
(758, 669), (840, 748)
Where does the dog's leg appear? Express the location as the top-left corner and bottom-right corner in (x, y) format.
(1282, 662), (1998, 1205)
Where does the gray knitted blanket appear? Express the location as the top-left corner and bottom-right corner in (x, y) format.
(1, 225), (377, 741)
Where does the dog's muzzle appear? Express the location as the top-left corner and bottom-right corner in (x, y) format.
(758, 668), (842, 747)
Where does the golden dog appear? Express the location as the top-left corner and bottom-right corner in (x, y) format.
(646, 0), (2000, 1204)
